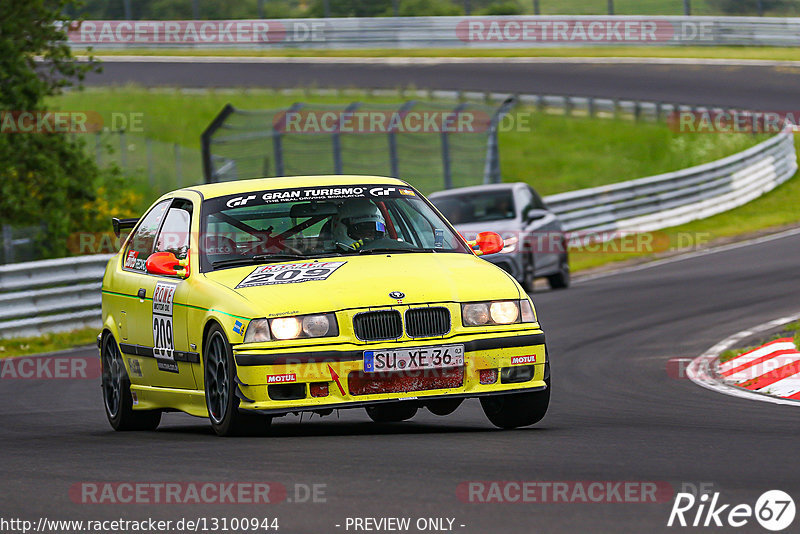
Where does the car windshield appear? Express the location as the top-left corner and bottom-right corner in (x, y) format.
(200, 184), (471, 271)
(432, 191), (516, 224)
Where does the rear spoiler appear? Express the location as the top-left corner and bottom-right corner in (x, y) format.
(112, 217), (139, 238)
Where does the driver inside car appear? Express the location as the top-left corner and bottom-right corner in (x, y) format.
(331, 198), (387, 251)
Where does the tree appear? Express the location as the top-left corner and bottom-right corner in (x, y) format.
(0, 0), (103, 258)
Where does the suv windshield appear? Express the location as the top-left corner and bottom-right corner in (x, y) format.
(200, 184), (471, 271)
(431, 191), (516, 224)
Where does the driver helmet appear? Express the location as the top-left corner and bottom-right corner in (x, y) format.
(332, 198), (386, 248)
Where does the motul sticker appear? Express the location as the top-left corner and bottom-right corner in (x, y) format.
(510, 355), (536, 365)
(267, 373), (297, 384)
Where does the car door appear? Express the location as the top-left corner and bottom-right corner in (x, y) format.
(120, 198), (197, 390)
(519, 186), (562, 276)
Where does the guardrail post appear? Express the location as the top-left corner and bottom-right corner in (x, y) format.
(634, 102), (642, 122)
(588, 97), (596, 118)
(613, 99), (620, 120)
(564, 96), (573, 117)
(655, 102), (663, 122)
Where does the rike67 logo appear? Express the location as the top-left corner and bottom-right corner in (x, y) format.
(668, 490), (795, 531)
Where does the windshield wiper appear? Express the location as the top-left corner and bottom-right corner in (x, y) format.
(357, 247), (438, 255)
(212, 252), (346, 269)
(212, 254), (305, 269)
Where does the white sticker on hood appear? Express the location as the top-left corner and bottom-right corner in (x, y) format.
(236, 261), (346, 289)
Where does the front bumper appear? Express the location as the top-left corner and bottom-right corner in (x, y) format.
(232, 330), (546, 415)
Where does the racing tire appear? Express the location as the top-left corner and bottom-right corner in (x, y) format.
(547, 254), (570, 290)
(101, 333), (162, 431)
(480, 377), (550, 429)
(521, 253), (536, 293)
(204, 324), (272, 437)
(365, 402), (418, 423)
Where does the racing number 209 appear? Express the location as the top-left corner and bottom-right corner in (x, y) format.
(153, 316), (173, 356)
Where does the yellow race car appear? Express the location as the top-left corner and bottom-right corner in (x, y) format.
(100, 175), (550, 436)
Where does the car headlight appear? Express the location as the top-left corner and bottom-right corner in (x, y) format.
(243, 319), (270, 343)
(462, 300), (537, 326)
(243, 313), (338, 342)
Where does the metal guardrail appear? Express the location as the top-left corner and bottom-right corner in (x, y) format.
(67, 16), (800, 49)
(0, 255), (112, 338)
(0, 90), (796, 339)
(544, 129), (798, 235)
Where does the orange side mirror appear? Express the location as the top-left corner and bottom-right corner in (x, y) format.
(146, 251), (189, 278)
(474, 232), (504, 256)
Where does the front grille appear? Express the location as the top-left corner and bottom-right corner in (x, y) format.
(405, 307), (451, 338)
(353, 310), (403, 341)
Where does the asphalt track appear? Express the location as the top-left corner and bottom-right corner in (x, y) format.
(2, 58), (800, 533)
(85, 57), (800, 110)
(2, 231), (800, 533)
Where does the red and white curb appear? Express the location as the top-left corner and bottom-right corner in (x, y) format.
(686, 312), (800, 406)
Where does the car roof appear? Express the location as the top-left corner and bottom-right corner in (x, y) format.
(427, 182), (527, 198)
(178, 175), (411, 200)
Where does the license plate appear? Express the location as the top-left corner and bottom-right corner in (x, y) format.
(363, 344), (464, 373)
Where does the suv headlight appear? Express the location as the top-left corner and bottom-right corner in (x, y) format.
(244, 313), (338, 342)
(462, 300), (537, 326)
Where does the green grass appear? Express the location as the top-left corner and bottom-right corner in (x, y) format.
(569, 137), (800, 272)
(46, 86), (799, 275)
(718, 322), (800, 363)
(84, 46), (800, 61)
(0, 328), (98, 359)
(49, 85), (763, 196)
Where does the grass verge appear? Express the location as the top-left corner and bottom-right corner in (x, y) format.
(719, 321), (800, 363)
(83, 46), (800, 62)
(0, 328), (98, 359)
(49, 85), (763, 196)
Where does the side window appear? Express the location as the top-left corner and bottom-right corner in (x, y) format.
(155, 200), (193, 260)
(123, 200), (170, 273)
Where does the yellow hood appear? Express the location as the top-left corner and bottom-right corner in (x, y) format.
(204, 253), (521, 316)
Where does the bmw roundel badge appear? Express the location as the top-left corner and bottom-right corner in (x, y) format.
(389, 291), (405, 299)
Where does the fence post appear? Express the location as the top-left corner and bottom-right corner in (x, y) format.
(201, 104), (235, 183)
(684, 0), (691, 16)
(533, 0), (540, 15)
(119, 130), (127, 172)
(274, 102), (304, 177)
(146, 138), (155, 188)
(389, 101), (416, 179)
(333, 102), (361, 175)
(2, 225), (14, 265)
(607, 0), (614, 16)
(174, 144), (182, 187)
(484, 96), (517, 185)
(95, 132), (102, 166)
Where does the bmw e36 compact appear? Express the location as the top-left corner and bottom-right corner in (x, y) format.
(100, 175), (550, 436)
